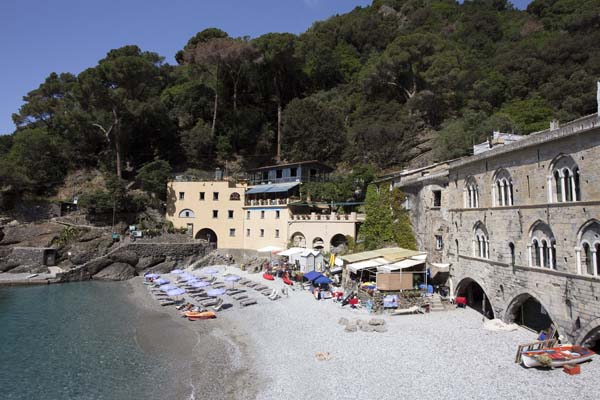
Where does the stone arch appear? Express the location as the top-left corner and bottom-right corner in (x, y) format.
(195, 228), (217, 247)
(528, 220), (556, 269)
(549, 153), (580, 202)
(291, 232), (306, 248)
(576, 219), (600, 275)
(178, 208), (195, 218)
(464, 176), (479, 208)
(492, 168), (514, 206)
(455, 277), (495, 319)
(312, 237), (325, 250)
(576, 318), (600, 350)
(330, 234), (348, 249)
(472, 221), (489, 259)
(504, 292), (558, 335)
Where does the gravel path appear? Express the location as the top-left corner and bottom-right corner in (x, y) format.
(215, 266), (599, 400)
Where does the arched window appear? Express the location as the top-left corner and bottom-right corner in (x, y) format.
(529, 221), (556, 269)
(509, 242), (515, 266)
(178, 209), (196, 218)
(492, 169), (514, 206)
(549, 155), (580, 203)
(577, 220), (600, 276)
(464, 177), (479, 208)
(229, 192), (240, 201)
(473, 222), (489, 259)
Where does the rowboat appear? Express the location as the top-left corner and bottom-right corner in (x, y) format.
(521, 345), (595, 368)
(263, 273), (274, 281)
(185, 311), (216, 320)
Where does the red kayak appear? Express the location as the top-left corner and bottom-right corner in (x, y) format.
(263, 273), (275, 281)
(282, 276), (294, 286)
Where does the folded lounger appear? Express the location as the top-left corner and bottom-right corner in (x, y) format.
(212, 298), (225, 312)
(245, 282), (259, 288)
(262, 289), (274, 296)
(233, 294), (248, 301)
(240, 298), (257, 307)
(254, 285), (268, 291)
(200, 298), (219, 307)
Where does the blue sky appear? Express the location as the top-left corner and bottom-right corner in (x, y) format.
(0, 0), (532, 135)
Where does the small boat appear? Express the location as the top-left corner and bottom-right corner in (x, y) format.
(521, 345), (595, 368)
(263, 273), (274, 281)
(282, 276), (294, 286)
(185, 311), (216, 320)
(26, 274), (38, 279)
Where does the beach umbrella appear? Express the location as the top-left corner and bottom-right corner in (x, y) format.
(167, 288), (186, 297)
(203, 268), (219, 274)
(145, 273), (160, 279)
(171, 269), (184, 274)
(191, 281), (211, 288)
(207, 288), (226, 297)
(154, 278), (169, 285)
(224, 275), (241, 288)
(159, 284), (178, 292)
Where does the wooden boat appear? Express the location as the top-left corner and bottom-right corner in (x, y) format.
(263, 273), (274, 281)
(282, 276), (294, 286)
(521, 345), (595, 368)
(185, 311), (216, 320)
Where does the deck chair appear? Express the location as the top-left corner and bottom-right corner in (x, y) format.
(391, 306), (422, 315)
(212, 298), (225, 312)
(268, 290), (281, 301)
(239, 279), (251, 285)
(212, 283), (226, 289)
(233, 294), (248, 301)
(200, 298), (219, 307)
(262, 289), (274, 296)
(240, 298), (257, 307)
(246, 282), (259, 288)
(226, 288), (244, 295)
(254, 285), (268, 291)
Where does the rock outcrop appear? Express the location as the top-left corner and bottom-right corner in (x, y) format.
(135, 256), (166, 273)
(110, 250), (139, 266)
(93, 262), (136, 281)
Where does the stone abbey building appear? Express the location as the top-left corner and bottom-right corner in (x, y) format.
(377, 111), (600, 348)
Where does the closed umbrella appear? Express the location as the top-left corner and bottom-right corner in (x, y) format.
(145, 273), (160, 278)
(203, 268), (219, 275)
(191, 281), (211, 288)
(160, 284), (178, 292)
(154, 278), (169, 285)
(167, 288), (186, 297)
(207, 288), (226, 297)
(171, 269), (184, 274)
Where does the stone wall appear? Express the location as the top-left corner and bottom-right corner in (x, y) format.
(9, 247), (57, 266)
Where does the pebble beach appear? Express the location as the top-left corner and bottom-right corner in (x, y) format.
(133, 265), (600, 400)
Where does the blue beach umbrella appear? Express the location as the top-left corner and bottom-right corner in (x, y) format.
(154, 278), (169, 285)
(145, 273), (160, 278)
(167, 288), (186, 297)
(203, 268), (219, 275)
(160, 284), (178, 292)
(192, 281), (211, 288)
(207, 288), (226, 297)
(313, 276), (332, 285)
(171, 269), (184, 274)
(224, 275), (241, 288)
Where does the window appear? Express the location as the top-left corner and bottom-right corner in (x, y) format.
(529, 221), (556, 269)
(228, 210), (234, 219)
(435, 235), (443, 250)
(433, 190), (441, 207)
(246, 229), (250, 237)
(212, 210), (218, 219)
(290, 167), (297, 177)
(493, 169), (513, 207)
(178, 209), (195, 218)
(246, 211), (250, 220)
(230, 192), (240, 201)
(577, 221), (600, 276)
(179, 192), (185, 200)
(213, 192), (219, 201)
(199, 192), (205, 200)
(275, 229), (280, 238)
(405, 196), (411, 210)
(550, 155), (581, 203)
(275, 210), (280, 219)
(465, 177), (479, 208)
(229, 228), (235, 237)
(473, 222), (489, 259)
(261, 210), (265, 219)
(276, 169), (283, 179)
(509, 243), (515, 266)
(260, 229), (264, 237)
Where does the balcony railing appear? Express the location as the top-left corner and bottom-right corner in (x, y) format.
(289, 212), (362, 222)
(245, 198), (290, 206)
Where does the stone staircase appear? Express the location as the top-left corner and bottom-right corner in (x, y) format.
(429, 294), (445, 312)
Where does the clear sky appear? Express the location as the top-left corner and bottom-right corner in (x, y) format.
(0, 0), (532, 135)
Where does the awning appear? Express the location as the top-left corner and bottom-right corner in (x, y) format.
(278, 247), (305, 256)
(314, 276), (332, 285)
(246, 182), (300, 195)
(378, 258), (425, 273)
(347, 257), (388, 273)
(257, 246), (283, 253)
(430, 263), (450, 272)
(303, 271), (322, 281)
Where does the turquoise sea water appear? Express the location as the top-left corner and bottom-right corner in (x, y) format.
(0, 282), (170, 400)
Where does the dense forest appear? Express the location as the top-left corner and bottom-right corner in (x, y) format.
(1, 0), (599, 210)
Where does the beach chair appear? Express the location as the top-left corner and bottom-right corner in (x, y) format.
(200, 298), (219, 307)
(246, 282), (259, 288)
(240, 298), (257, 307)
(226, 288), (244, 295)
(268, 290), (281, 301)
(254, 285), (268, 291)
(238, 279), (250, 285)
(212, 283), (226, 289)
(233, 294), (248, 301)
(262, 289), (274, 296)
(212, 298), (225, 312)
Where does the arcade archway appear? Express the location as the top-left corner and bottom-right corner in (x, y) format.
(456, 278), (494, 319)
(505, 293), (555, 334)
(195, 228), (218, 247)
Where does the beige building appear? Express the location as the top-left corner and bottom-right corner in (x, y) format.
(166, 161), (360, 253)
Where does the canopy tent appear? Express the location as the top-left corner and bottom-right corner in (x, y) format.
(347, 258), (389, 274)
(245, 182), (300, 195)
(430, 262), (450, 271)
(377, 258), (425, 273)
(303, 270), (322, 281)
(278, 247), (305, 257)
(313, 275), (332, 285)
(258, 245), (284, 253)
(341, 247), (426, 264)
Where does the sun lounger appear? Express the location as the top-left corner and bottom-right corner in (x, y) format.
(254, 285), (268, 291)
(262, 289), (274, 296)
(238, 279), (250, 285)
(212, 298), (225, 312)
(212, 283), (226, 289)
(246, 282), (259, 288)
(240, 299), (257, 307)
(160, 301), (175, 306)
(200, 298), (219, 307)
(233, 294), (248, 301)
(268, 290), (281, 301)
(226, 288), (244, 295)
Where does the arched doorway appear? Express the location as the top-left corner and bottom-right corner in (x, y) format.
(291, 232), (306, 247)
(195, 228), (217, 248)
(505, 293), (555, 334)
(330, 234), (348, 252)
(456, 278), (494, 319)
(581, 326), (600, 352)
(312, 237), (324, 250)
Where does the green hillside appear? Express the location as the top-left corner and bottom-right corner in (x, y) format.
(1, 0), (599, 209)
